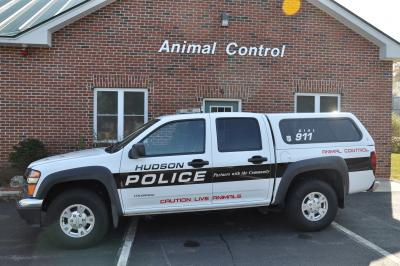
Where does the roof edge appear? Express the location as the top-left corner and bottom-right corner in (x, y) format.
(0, 0), (116, 47)
(308, 0), (400, 61)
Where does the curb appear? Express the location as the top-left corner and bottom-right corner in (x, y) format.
(0, 188), (21, 201)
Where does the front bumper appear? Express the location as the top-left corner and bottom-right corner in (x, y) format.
(16, 198), (43, 226)
(368, 181), (380, 192)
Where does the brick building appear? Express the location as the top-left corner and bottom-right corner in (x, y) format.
(0, 0), (399, 178)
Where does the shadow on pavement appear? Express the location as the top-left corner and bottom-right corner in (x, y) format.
(0, 201), (129, 266)
(129, 202), (387, 266)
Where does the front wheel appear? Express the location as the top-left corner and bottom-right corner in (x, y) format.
(44, 189), (110, 248)
(285, 180), (338, 232)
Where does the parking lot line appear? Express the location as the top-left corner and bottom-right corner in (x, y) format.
(116, 219), (138, 266)
(332, 221), (400, 264)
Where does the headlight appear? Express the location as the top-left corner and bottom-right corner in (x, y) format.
(25, 169), (41, 196)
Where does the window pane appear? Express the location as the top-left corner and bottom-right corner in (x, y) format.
(216, 118), (262, 152)
(124, 92), (144, 115)
(97, 116), (118, 141)
(97, 91), (118, 114)
(142, 120), (205, 156)
(210, 106), (233, 113)
(329, 119), (362, 142)
(124, 116), (145, 137)
(296, 96), (315, 113)
(279, 118), (362, 144)
(320, 96), (339, 112)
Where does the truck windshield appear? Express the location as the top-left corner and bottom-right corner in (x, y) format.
(105, 119), (160, 153)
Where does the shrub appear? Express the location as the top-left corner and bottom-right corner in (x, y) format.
(8, 139), (48, 170)
(393, 137), (400, 154)
(393, 113), (400, 138)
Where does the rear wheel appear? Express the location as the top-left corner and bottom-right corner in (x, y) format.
(286, 180), (338, 231)
(44, 189), (109, 248)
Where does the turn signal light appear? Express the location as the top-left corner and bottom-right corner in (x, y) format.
(27, 184), (36, 196)
(26, 169), (41, 196)
(370, 151), (377, 175)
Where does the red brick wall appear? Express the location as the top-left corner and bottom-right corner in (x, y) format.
(0, 0), (393, 178)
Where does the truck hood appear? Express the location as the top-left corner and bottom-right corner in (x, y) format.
(29, 148), (108, 167)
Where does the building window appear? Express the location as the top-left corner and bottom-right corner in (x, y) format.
(295, 93), (340, 113)
(94, 89), (148, 142)
(210, 106), (233, 112)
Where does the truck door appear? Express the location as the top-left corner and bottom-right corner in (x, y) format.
(118, 115), (213, 214)
(210, 113), (273, 205)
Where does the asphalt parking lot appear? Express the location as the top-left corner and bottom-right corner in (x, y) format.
(1, 181), (400, 266)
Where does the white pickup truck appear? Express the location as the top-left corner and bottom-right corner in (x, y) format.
(17, 112), (377, 248)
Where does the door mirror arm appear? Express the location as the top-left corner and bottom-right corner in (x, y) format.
(129, 143), (146, 159)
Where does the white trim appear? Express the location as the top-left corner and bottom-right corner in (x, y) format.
(0, 0), (397, 60)
(117, 90), (124, 141)
(295, 93), (341, 113)
(202, 98), (242, 113)
(93, 88), (148, 143)
(308, 0), (400, 60)
(209, 105), (233, 112)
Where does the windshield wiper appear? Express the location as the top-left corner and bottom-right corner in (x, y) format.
(105, 142), (119, 153)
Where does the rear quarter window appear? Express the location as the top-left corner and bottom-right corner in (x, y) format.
(279, 118), (362, 144)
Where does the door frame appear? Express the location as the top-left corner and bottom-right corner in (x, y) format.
(202, 98), (242, 113)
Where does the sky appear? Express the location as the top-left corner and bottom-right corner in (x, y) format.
(334, 0), (400, 42)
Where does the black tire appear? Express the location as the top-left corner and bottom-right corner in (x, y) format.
(44, 189), (109, 249)
(285, 180), (338, 232)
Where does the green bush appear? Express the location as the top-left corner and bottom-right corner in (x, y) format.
(393, 137), (400, 154)
(393, 113), (400, 138)
(8, 139), (48, 170)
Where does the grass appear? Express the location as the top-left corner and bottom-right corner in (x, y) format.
(391, 153), (400, 181)
(0, 167), (24, 187)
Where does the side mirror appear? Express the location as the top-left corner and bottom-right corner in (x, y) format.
(128, 143), (146, 159)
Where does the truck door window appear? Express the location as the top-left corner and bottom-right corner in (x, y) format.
(141, 119), (205, 156)
(216, 118), (262, 152)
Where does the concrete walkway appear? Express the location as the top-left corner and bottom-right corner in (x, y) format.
(375, 178), (400, 192)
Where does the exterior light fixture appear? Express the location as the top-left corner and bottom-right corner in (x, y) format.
(21, 47), (28, 57)
(221, 12), (229, 27)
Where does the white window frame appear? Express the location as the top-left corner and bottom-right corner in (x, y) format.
(202, 98), (242, 113)
(295, 93), (341, 113)
(94, 88), (148, 142)
(209, 106), (233, 112)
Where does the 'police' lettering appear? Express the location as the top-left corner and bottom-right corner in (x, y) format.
(194, 171), (206, 182)
(125, 175), (140, 186)
(178, 172), (192, 183)
(142, 174), (157, 185)
(123, 170), (210, 187)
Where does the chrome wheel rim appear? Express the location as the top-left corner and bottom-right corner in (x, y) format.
(301, 192), (328, 222)
(59, 204), (95, 238)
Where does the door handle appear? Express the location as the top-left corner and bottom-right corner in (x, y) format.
(248, 156), (268, 164)
(188, 159), (209, 168)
